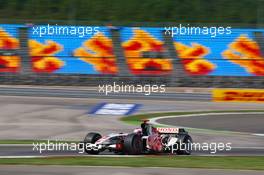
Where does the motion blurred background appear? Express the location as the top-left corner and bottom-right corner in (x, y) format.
(0, 1), (264, 174)
(0, 0), (263, 87)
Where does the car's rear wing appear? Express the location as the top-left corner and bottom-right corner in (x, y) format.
(156, 127), (186, 134)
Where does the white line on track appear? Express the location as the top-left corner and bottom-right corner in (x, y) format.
(232, 147), (264, 149)
(149, 112), (264, 125)
(149, 112), (264, 136)
(0, 144), (32, 147)
(252, 134), (264, 137)
(0, 156), (47, 158)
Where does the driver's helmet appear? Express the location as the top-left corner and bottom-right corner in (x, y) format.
(141, 119), (152, 136)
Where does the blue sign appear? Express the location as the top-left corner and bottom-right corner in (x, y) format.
(89, 103), (141, 115)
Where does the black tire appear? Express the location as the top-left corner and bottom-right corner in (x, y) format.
(176, 135), (193, 155)
(83, 132), (102, 154)
(124, 133), (143, 155)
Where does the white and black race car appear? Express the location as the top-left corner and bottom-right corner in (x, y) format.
(80, 120), (193, 155)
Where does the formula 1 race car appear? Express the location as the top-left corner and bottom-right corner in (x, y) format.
(81, 120), (193, 155)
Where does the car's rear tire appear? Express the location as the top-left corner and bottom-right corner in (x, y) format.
(124, 133), (143, 155)
(176, 134), (193, 155)
(84, 132), (102, 154)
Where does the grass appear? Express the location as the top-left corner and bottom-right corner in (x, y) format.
(121, 110), (264, 125)
(0, 156), (264, 170)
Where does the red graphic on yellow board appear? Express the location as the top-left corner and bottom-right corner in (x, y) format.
(174, 42), (216, 75)
(74, 33), (118, 74)
(122, 29), (173, 75)
(0, 28), (20, 72)
(222, 35), (264, 76)
(29, 40), (64, 73)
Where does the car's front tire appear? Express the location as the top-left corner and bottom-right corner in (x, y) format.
(83, 132), (102, 154)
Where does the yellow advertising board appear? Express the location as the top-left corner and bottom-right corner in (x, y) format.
(212, 89), (264, 102)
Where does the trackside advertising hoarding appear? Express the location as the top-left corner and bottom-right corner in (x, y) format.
(213, 89), (264, 102)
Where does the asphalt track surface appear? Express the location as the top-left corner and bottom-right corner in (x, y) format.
(1, 86), (264, 174)
(0, 96), (264, 156)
